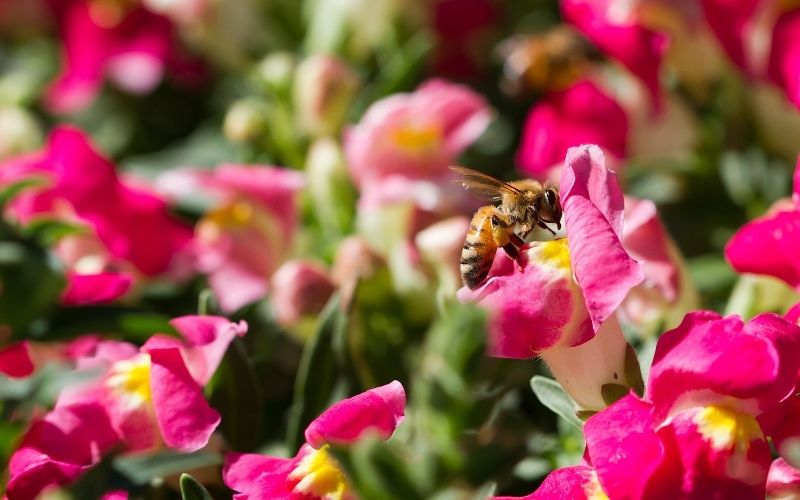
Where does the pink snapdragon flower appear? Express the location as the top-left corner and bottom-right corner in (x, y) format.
(619, 196), (698, 334)
(767, 9), (800, 109)
(224, 380), (405, 500)
(459, 145), (642, 410)
(0, 126), (192, 304)
(270, 260), (336, 327)
(0, 342), (35, 378)
(561, 0), (668, 108)
(512, 310), (800, 499)
(725, 157), (800, 289)
(459, 145), (642, 357)
(5, 316), (246, 499)
(345, 79), (491, 291)
(516, 80), (628, 179)
(45, 0), (195, 113)
(158, 164), (304, 312)
(700, 0), (763, 74)
(344, 78), (491, 189)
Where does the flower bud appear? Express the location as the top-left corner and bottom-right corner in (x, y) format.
(294, 55), (359, 137)
(223, 98), (269, 144)
(271, 260), (336, 327)
(0, 107), (42, 160)
(255, 52), (296, 93)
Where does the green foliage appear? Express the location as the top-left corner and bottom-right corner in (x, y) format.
(179, 473), (214, 500)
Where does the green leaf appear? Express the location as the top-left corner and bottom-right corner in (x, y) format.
(0, 176), (47, 208)
(600, 383), (629, 406)
(530, 375), (582, 431)
(285, 294), (343, 451)
(23, 217), (86, 246)
(113, 451), (221, 485)
(624, 344), (645, 397)
(180, 473), (214, 500)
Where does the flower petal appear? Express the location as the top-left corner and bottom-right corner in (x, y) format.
(0, 342), (34, 378)
(725, 208), (800, 289)
(166, 315), (248, 385)
(767, 458), (800, 498)
(648, 311), (800, 422)
(560, 145), (643, 331)
(223, 452), (295, 500)
(516, 80), (628, 177)
(767, 9), (800, 110)
(148, 347), (221, 452)
(61, 272), (133, 306)
(304, 380), (406, 448)
(585, 394), (681, 499)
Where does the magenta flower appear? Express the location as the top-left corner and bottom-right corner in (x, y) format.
(45, 0), (181, 113)
(768, 9), (800, 109)
(0, 126), (192, 304)
(459, 145), (641, 358)
(6, 316), (245, 498)
(0, 342), (34, 378)
(344, 78), (491, 189)
(516, 80), (628, 178)
(493, 464), (605, 500)
(561, 0), (668, 108)
(515, 310), (800, 499)
(158, 164), (304, 312)
(224, 380), (405, 500)
(699, 0), (762, 74)
(5, 402), (121, 500)
(725, 157), (800, 289)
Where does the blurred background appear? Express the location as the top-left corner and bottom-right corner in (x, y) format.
(1, 0), (799, 497)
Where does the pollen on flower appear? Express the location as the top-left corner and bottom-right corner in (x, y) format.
(106, 353), (153, 406)
(535, 238), (571, 271)
(288, 444), (352, 500)
(694, 406), (764, 453)
(392, 123), (442, 153)
(584, 470), (610, 500)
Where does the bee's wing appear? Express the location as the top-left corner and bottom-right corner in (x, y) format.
(449, 166), (522, 201)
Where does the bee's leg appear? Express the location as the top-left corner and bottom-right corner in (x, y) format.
(537, 220), (557, 236)
(509, 233), (525, 247)
(502, 242), (519, 261)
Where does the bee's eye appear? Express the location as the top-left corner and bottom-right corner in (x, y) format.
(544, 189), (556, 207)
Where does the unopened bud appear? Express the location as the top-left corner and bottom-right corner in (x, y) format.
(271, 260), (336, 327)
(294, 55), (359, 137)
(223, 98), (268, 144)
(255, 52), (296, 93)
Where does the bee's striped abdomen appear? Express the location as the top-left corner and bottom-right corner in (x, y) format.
(461, 206), (500, 289)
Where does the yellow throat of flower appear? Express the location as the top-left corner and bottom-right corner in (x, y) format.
(536, 238), (571, 271)
(585, 470), (610, 500)
(392, 123), (441, 154)
(288, 444), (352, 500)
(106, 353), (153, 406)
(198, 200), (256, 241)
(694, 405), (763, 453)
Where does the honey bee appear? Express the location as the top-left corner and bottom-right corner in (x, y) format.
(499, 26), (596, 95)
(451, 166), (563, 289)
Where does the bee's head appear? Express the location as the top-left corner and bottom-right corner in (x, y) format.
(539, 185), (562, 229)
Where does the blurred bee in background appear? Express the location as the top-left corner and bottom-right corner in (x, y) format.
(451, 166), (563, 289)
(498, 26), (597, 96)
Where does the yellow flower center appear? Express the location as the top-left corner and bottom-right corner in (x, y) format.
(535, 238), (571, 271)
(198, 201), (256, 241)
(694, 406), (763, 453)
(288, 445), (352, 500)
(392, 123), (441, 153)
(585, 470), (609, 500)
(106, 354), (153, 406)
